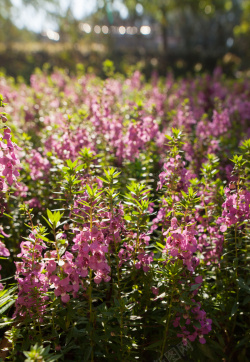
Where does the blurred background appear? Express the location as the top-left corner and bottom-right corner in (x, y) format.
(1, 0), (250, 80)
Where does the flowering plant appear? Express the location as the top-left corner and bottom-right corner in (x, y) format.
(0, 65), (249, 361)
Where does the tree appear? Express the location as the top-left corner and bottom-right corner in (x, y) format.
(232, 0), (250, 65)
(236, 0), (250, 34)
(103, 0), (238, 57)
(1, 0), (60, 35)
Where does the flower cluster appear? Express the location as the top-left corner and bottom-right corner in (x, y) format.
(14, 231), (49, 318)
(163, 218), (199, 273)
(0, 127), (20, 189)
(174, 299), (212, 345)
(27, 150), (51, 181)
(217, 187), (250, 232)
(0, 240), (10, 290)
(0, 98), (21, 290)
(157, 155), (189, 192)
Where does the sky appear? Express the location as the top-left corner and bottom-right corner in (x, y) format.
(11, 0), (98, 33)
(10, 0), (130, 33)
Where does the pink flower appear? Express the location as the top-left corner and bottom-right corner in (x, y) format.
(195, 276), (203, 284)
(151, 286), (159, 296)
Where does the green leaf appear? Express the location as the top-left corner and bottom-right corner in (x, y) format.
(192, 321), (201, 329)
(243, 295), (250, 305)
(3, 213), (13, 219)
(37, 234), (52, 243)
(165, 134), (172, 140)
(198, 343), (217, 360)
(0, 320), (14, 329)
(144, 339), (162, 350)
(42, 216), (53, 228)
(86, 184), (93, 196)
(124, 215), (131, 221)
(84, 346), (92, 361)
(75, 164), (84, 172)
(47, 209), (54, 223)
(0, 299), (15, 314)
(47, 354), (63, 362)
(98, 177), (109, 184)
(190, 283), (202, 291)
(238, 278), (250, 293)
(156, 242), (165, 249)
(231, 301), (238, 317)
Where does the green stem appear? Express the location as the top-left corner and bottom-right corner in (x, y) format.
(89, 203), (94, 362)
(53, 228), (60, 263)
(160, 286), (174, 359)
(109, 190), (124, 352)
(228, 183), (240, 352)
(89, 269), (94, 362)
(134, 214), (141, 265)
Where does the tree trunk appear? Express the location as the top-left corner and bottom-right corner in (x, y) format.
(160, 7), (168, 61)
(161, 23), (168, 55)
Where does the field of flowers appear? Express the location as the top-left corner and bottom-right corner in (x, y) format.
(0, 65), (249, 361)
